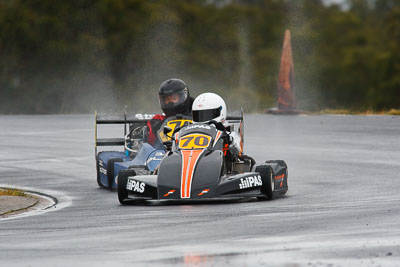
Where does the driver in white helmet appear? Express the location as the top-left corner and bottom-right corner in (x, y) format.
(191, 92), (241, 157)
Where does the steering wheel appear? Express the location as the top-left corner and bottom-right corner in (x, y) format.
(207, 120), (226, 131)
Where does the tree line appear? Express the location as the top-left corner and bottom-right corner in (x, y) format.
(0, 0), (399, 114)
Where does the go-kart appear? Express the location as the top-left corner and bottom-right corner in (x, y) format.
(117, 113), (288, 204)
(95, 112), (191, 189)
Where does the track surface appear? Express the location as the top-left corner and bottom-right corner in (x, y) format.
(0, 114), (399, 266)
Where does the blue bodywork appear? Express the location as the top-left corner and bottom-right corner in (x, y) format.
(98, 143), (165, 188)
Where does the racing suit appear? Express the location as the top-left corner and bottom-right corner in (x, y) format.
(146, 114), (166, 147)
(227, 130), (242, 157)
(146, 98), (194, 148)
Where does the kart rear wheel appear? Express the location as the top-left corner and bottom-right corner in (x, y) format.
(96, 156), (104, 188)
(280, 169), (288, 195)
(255, 165), (274, 200)
(107, 157), (123, 190)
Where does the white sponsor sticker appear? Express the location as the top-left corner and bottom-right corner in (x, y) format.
(146, 153), (165, 165)
(239, 175), (262, 189)
(100, 167), (107, 175)
(185, 124), (211, 130)
(135, 113), (155, 120)
(99, 161), (107, 175)
(126, 177), (145, 193)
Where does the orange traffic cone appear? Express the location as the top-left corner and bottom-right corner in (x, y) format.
(278, 29), (296, 110)
(267, 30), (304, 114)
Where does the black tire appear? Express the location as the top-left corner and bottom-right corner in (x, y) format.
(107, 158), (123, 190)
(117, 171), (130, 205)
(255, 165), (275, 200)
(96, 156), (104, 188)
(280, 168), (288, 195)
(283, 168), (288, 191)
(265, 160), (288, 196)
(265, 160), (287, 168)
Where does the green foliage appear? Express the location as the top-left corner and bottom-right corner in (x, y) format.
(0, 0), (399, 114)
(0, 188), (27, 197)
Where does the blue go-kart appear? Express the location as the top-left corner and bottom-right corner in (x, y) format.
(95, 113), (191, 190)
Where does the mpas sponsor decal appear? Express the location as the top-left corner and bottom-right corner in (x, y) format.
(239, 175), (262, 189)
(126, 177), (145, 193)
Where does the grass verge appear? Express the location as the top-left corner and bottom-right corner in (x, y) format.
(0, 187), (40, 217)
(0, 188), (27, 197)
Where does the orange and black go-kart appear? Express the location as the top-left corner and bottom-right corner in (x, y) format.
(117, 112), (288, 204)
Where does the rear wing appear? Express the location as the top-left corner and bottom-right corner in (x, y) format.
(96, 113), (154, 124)
(95, 112), (153, 156)
(226, 109), (243, 123)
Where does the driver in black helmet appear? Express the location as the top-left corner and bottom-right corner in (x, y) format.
(146, 78), (193, 147)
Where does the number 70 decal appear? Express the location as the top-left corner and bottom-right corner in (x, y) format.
(178, 134), (211, 149)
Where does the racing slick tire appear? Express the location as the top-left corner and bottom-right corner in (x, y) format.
(96, 155), (105, 188)
(255, 165), (275, 200)
(279, 168), (288, 196)
(107, 157), (123, 190)
(118, 169), (135, 205)
(265, 160), (288, 196)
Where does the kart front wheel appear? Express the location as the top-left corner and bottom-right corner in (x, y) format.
(117, 173), (129, 205)
(255, 165), (274, 200)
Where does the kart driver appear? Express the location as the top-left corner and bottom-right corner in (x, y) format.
(191, 92), (242, 158)
(147, 78), (193, 147)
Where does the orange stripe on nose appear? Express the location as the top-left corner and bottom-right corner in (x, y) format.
(180, 150), (204, 198)
(181, 150), (191, 198)
(186, 150), (203, 197)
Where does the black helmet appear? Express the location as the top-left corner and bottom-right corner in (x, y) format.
(158, 78), (191, 117)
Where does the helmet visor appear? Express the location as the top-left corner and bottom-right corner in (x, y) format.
(159, 90), (188, 110)
(193, 108), (221, 122)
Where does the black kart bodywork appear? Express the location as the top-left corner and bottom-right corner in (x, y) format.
(117, 113), (288, 204)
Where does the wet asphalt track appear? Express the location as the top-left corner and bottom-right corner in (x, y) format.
(0, 114), (399, 266)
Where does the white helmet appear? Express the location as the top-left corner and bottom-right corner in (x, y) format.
(192, 93), (227, 123)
